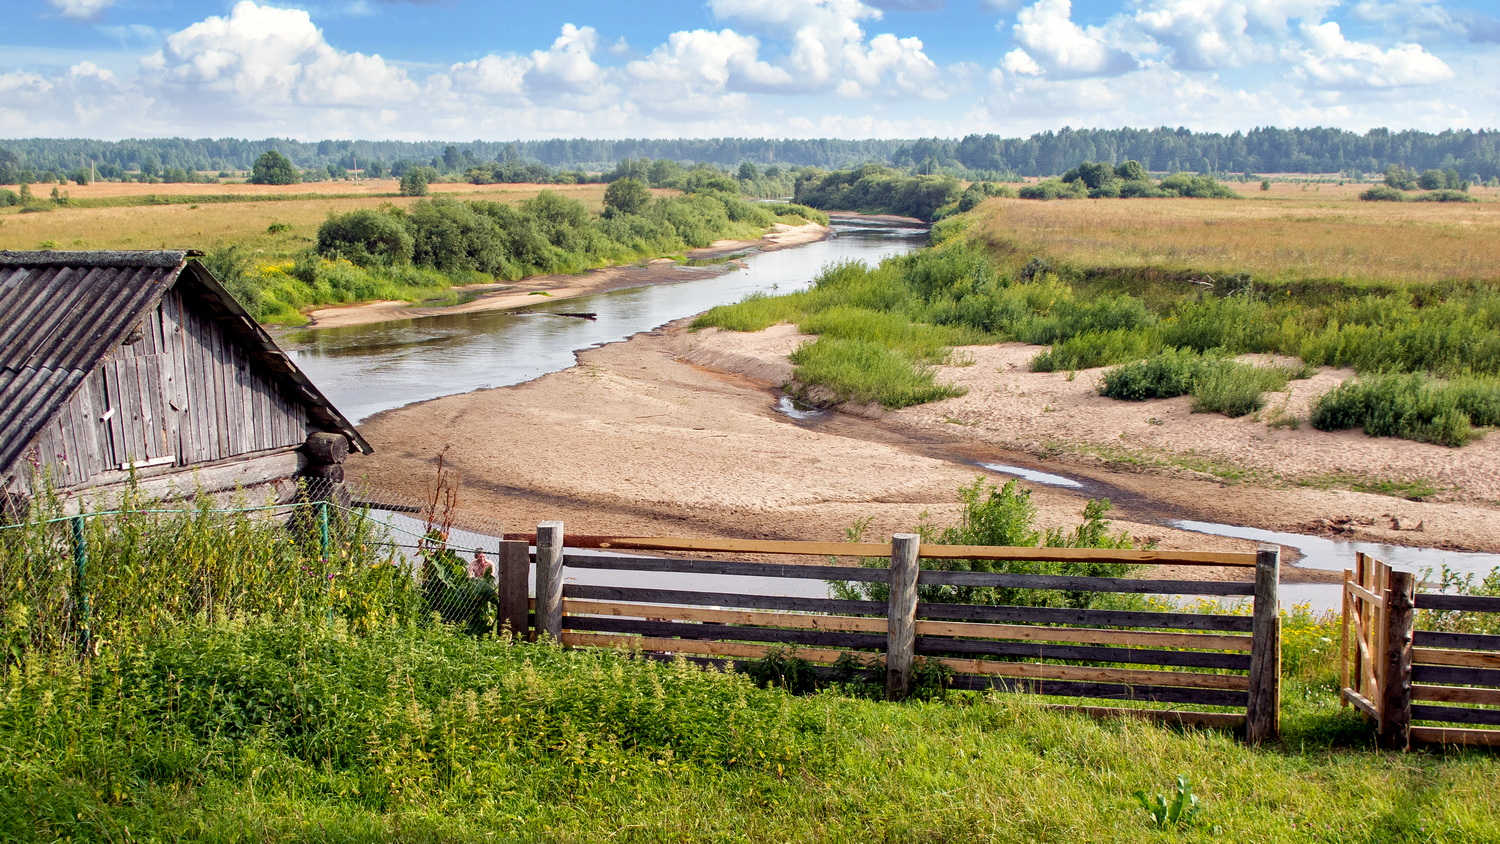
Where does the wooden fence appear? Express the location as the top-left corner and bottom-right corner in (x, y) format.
(495, 523), (1284, 744)
(1342, 553), (1500, 749)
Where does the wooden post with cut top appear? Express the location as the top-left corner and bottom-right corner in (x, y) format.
(1245, 543), (1281, 744)
(536, 521), (565, 643)
(496, 539), (531, 641)
(885, 533), (921, 701)
(1379, 570), (1416, 751)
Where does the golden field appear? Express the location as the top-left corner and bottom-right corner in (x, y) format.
(0, 180), (609, 257)
(968, 186), (1500, 287)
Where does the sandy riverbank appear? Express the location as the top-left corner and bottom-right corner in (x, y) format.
(348, 315), (1500, 585)
(304, 222), (830, 330)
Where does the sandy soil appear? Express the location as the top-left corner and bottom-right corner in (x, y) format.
(304, 222), (831, 330)
(348, 314), (1500, 586)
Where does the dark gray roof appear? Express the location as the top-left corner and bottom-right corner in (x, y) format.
(0, 250), (371, 480)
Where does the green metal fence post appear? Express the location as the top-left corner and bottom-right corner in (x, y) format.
(319, 500), (333, 626)
(71, 515), (91, 656)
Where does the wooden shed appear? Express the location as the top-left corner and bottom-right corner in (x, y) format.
(0, 250), (370, 506)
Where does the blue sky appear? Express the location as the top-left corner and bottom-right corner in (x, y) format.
(4, 0), (1498, 140)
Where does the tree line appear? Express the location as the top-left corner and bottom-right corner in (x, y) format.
(894, 127), (1500, 181)
(7, 127), (1500, 186)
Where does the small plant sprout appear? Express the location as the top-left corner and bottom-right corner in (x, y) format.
(1134, 775), (1203, 829)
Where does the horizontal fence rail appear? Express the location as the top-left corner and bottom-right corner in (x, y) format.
(1342, 553), (1500, 749)
(526, 524), (1283, 743)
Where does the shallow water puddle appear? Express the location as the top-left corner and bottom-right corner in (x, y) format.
(773, 395), (832, 422)
(977, 462), (1086, 489)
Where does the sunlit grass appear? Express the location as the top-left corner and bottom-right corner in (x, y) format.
(968, 191), (1500, 287)
(0, 181), (609, 260)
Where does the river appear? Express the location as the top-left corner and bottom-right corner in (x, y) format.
(282, 215), (928, 423)
(282, 216), (1496, 610)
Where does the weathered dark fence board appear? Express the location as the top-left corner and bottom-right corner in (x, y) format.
(1413, 631), (1500, 652)
(561, 553), (890, 583)
(562, 616), (888, 651)
(1412, 665), (1500, 687)
(914, 635), (1252, 670)
(1414, 594), (1500, 612)
(1410, 704), (1500, 727)
(917, 602), (1253, 632)
(562, 584), (887, 616)
(945, 675), (1249, 707)
(916, 571), (1255, 596)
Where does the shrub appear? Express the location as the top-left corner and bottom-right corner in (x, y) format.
(1310, 374), (1476, 447)
(1157, 173), (1237, 198)
(830, 477), (1142, 608)
(399, 167), (435, 197)
(1030, 328), (1162, 372)
(1412, 189), (1477, 203)
(1098, 348), (1207, 400)
(316, 208), (415, 266)
(1162, 294), (1274, 353)
(1190, 361), (1294, 417)
(1019, 179), (1087, 200)
(1359, 185), (1407, 202)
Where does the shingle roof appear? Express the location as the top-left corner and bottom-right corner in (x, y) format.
(0, 250), (371, 481)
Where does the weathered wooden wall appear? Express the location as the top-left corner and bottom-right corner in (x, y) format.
(22, 286), (312, 491)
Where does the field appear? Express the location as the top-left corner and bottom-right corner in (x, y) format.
(0, 179), (610, 260)
(965, 188), (1500, 287)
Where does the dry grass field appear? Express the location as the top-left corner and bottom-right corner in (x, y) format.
(0, 180), (609, 258)
(968, 187), (1500, 287)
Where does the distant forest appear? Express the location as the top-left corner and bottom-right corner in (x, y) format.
(3, 127), (1500, 181)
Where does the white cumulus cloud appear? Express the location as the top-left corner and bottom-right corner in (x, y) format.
(142, 1), (417, 108)
(1004, 0), (1136, 78)
(1298, 20), (1454, 88)
(1131, 0), (1339, 70)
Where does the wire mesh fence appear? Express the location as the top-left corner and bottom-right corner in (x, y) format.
(0, 476), (513, 662)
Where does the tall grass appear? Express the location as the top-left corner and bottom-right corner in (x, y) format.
(0, 483), (421, 660)
(788, 337), (966, 408)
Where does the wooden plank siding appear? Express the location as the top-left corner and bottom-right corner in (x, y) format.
(28, 288), (313, 492)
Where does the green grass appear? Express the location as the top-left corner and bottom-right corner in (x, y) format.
(62, 190), (402, 209)
(700, 224), (1500, 444)
(4, 619), (1499, 843)
(4, 482), (1500, 842)
(788, 336), (967, 408)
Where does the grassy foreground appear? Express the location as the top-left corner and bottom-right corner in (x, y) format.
(3, 620), (1498, 844)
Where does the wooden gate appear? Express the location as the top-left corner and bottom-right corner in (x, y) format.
(1342, 553), (1500, 749)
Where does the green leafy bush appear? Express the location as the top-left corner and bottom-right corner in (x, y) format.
(1359, 185), (1407, 201)
(1097, 347), (1207, 400)
(1310, 374), (1478, 446)
(315, 208), (414, 266)
(831, 477), (1142, 608)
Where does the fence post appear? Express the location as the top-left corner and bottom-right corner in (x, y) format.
(319, 501), (333, 626)
(1245, 543), (1281, 744)
(71, 516), (91, 656)
(536, 521), (564, 643)
(885, 533), (921, 701)
(496, 540), (531, 640)
(1379, 570), (1415, 751)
